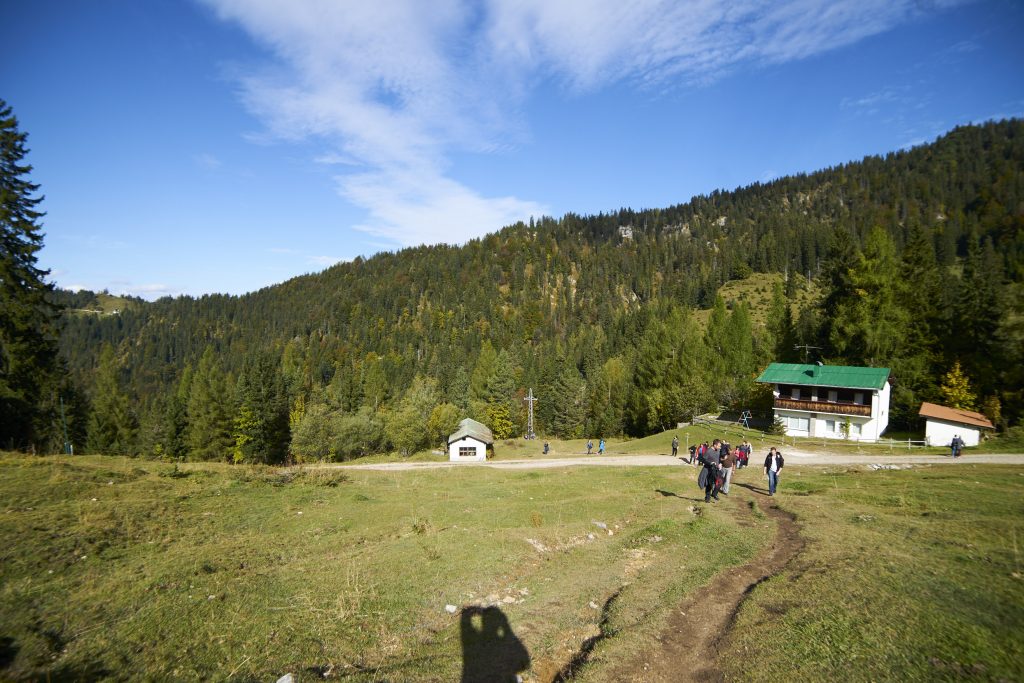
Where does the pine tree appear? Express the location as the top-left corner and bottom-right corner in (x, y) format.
(0, 99), (61, 449)
(162, 365), (192, 459)
(187, 346), (233, 461)
(767, 283), (798, 363)
(232, 352), (289, 463)
(549, 356), (586, 438)
(86, 345), (138, 455)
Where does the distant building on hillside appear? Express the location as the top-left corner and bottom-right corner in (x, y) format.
(447, 418), (493, 462)
(919, 402), (993, 447)
(755, 363), (891, 441)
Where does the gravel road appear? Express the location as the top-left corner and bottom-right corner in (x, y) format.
(327, 451), (1024, 471)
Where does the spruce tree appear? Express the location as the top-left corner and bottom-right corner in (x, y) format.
(86, 345), (138, 455)
(232, 352), (289, 464)
(0, 99), (60, 449)
(187, 346), (233, 461)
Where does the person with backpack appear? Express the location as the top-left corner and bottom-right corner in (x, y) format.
(671, 435), (679, 458)
(598, 438), (605, 455)
(764, 447), (784, 496)
(688, 444), (697, 465)
(586, 439), (593, 455)
(738, 440), (752, 468)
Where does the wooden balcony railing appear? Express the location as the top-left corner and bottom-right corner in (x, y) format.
(775, 397), (872, 417)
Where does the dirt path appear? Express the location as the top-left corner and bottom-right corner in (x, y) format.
(600, 489), (803, 682)
(327, 452), (1024, 471)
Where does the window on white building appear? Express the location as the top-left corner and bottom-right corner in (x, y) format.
(783, 415), (810, 431)
(459, 446), (476, 457)
(825, 419), (837, 433)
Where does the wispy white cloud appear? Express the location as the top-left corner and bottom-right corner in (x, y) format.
(307, 255), (346, 267)
(268, 247), (350, 268)
(202, 0), (970, 246)
(841, 87), (905, 111)
(195, 152), (223, 169)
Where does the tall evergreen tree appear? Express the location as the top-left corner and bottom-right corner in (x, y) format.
(0, 100), (61, 449)
(187, 346), (232, 461)
(86, 345), (137, 455)
(767, 283), (798, 363)
(232, 352), (289, 464)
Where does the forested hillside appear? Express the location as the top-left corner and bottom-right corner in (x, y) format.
(51, 120), (1024, 460)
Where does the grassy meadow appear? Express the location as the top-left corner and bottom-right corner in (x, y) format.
(1, 453), (1021, 682)
(719, 463), (1024, 683)
(0, 453), (760, 681)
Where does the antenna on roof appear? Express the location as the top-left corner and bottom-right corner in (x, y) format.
(793, 344), (821, 363)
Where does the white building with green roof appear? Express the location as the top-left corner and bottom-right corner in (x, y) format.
(755, 363), (891, 441)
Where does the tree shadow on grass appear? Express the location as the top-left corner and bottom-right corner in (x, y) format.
(460, 606), (530, 683)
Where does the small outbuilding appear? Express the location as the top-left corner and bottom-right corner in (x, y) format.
(447, 418), (493, 462)
(919, 402), (994, 448)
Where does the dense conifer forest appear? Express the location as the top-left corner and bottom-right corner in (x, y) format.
(36, 120), (1024, 459)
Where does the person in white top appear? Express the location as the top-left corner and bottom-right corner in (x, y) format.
(763, 447), (784, 496)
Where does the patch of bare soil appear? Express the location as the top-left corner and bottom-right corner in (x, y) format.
(586, 492), (804, 682)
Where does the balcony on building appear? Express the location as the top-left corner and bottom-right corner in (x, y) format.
(774, 384), (872, 417)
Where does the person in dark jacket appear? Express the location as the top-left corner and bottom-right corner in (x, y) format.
(702, 439), (724, 502)
(671, 435), (679, 458)
(764, 447), (784, 496)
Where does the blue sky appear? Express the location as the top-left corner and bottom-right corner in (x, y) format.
(4, 0), (1023, 300)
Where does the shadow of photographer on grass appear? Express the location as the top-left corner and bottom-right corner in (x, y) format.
(460, 606), (530, 683)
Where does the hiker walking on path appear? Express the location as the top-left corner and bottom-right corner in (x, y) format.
(738, 440), (752, 468)
(950, 434), (963, 458)
(671, 435), (679, 458)
(721, 444), (736, 494)
(688, 444), (697, 465)
(700, 439), (724, 503)
(586, 439), (593, 455)
(598, 439), (606, 455)
(764, 447), (784, 496)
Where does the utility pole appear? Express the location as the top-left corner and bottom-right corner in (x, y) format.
(524, 389), (538, 440)
(793, 344), (821, 363)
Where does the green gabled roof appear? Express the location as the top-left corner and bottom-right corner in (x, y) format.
(755, 363), (890, 390)
(447, 418), (494, 446)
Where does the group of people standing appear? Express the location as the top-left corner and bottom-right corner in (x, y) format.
(676, 436), (784, 502)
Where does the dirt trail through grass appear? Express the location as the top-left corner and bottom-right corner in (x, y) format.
(600, 490), (804, 682)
